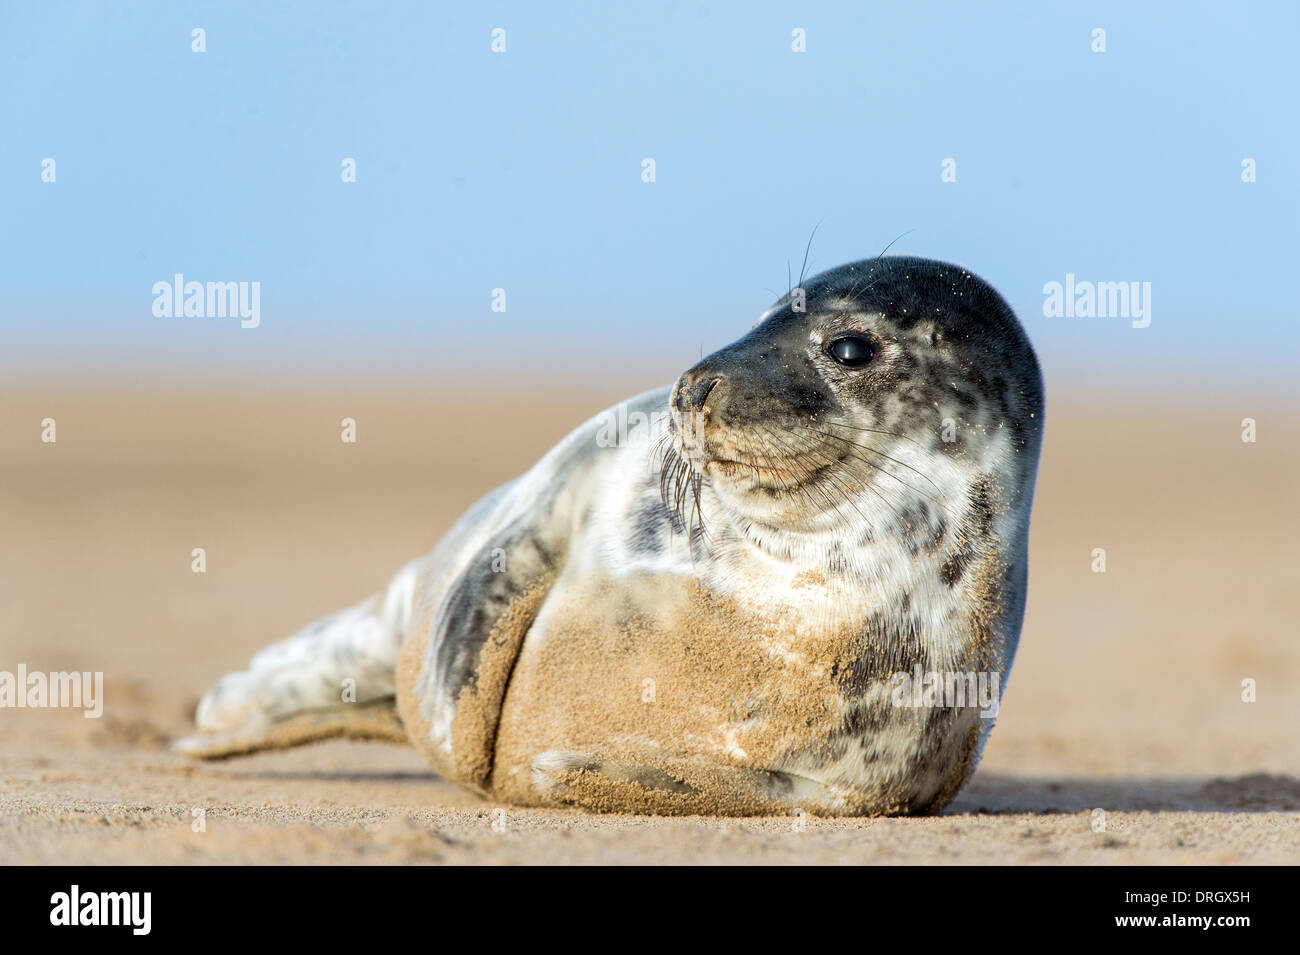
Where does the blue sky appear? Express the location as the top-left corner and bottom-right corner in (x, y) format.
(2, 1), (1296, 393)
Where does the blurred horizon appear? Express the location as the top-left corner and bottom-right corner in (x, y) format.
(2, 1), (1297, 398)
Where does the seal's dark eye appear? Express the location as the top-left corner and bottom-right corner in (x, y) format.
(827, 335), (874, 368)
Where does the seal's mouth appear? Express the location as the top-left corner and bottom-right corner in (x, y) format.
(671, 411), (838, 493)
(704, 454), (834, 490)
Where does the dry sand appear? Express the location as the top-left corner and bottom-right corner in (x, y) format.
(1, 386), (1297, 864)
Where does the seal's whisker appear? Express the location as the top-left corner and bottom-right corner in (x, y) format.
(806, 459), (878, 528)
(765, 422), (953, 527)
(655, 436), (711, 556)
(797, 436), (910, 527)
(797, 221), (821, 289)
(647, 429), (674, 487)
(875, 230), (912, 261)
(812, 419), (932, 452)
(790, 426), (938, 503)
(795, 423), (945, 497)
(731, 426), (833, 530)
(827, 450), (953, 525)
(768, 448), (852, 528)
(838, 235), (911, 310)
(753, 424), (877, 532)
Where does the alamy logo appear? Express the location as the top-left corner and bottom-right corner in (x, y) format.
(595, 402), (704, 448)
(152, 274), (260, 328)
(50, 885), (151, 935)
(0, 666), (103, 718)
(889, 667), (1002, 718)
(1042, 274), (1151, 328)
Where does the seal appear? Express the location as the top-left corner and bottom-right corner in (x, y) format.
(177, 255), (1045, 816)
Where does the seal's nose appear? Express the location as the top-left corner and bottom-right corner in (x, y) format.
(674, 373), (721, 413)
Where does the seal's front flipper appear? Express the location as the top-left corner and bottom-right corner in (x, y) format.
(528, 750), (866, 816)
(176, 557), (425, 759)
(397, 427), (600, 789)
(173, 698), (406, 759)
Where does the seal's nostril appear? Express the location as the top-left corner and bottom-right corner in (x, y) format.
(679, 376), (720, 412)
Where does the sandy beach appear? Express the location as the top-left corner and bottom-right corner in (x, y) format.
(2, 386), (1296, 864)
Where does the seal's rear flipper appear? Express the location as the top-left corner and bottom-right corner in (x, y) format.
(173, 698), (406, 759)
(176, 557), (425, 759)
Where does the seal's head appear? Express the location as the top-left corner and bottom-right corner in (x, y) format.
(667, 256), (1044, 544)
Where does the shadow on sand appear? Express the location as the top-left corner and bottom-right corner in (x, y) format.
(951, 772), (1300, 814)
(199, 761), (1300, 815)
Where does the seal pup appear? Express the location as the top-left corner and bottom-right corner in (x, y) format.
(178, 255), (1045, 816)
